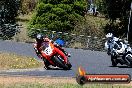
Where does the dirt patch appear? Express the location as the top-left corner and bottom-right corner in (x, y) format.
(0, 76), (76, 85)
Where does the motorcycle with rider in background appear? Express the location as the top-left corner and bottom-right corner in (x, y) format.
(105, 33), (132, 67)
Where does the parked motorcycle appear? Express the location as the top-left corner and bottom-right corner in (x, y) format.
(39, 41), (72, 70)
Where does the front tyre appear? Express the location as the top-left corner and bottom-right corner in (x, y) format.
(107, 48), (111, 55)
(43, 58), (51, 70)
(53, 56), (71, 70)
(111, 55), (118, 67)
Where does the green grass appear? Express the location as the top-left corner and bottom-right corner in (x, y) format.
(0, 52), (43, 69)
(0, 83), (131, 88)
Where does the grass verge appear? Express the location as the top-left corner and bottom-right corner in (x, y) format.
(0, 82), (132, 88)
(0, 52), (43, 69)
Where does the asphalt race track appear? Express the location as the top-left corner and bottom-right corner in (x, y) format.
(0, 40), (132, 77)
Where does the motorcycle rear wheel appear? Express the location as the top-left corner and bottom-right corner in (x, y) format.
(125, 54), (132, 67)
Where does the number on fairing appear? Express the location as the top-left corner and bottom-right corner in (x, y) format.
(44, 47), (53, 55)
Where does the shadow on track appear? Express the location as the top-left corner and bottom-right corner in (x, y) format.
(109, 66), (132, 68)
(44, 66), (72, 71)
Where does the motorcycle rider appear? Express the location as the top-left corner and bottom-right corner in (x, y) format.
(34, 33), (70, 69)
(105, 33), (120, 55)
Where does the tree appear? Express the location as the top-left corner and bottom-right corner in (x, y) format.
(0, 0), (20, 40)
(100, 0), (132, 41)
(28, 0), (87, 38)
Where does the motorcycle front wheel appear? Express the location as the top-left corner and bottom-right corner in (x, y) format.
(53, 55), (72, 70)
(111, 55), (118, 67)
(43, 58), (51, 70)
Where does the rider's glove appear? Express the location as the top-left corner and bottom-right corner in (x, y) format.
(34, 48), (41, 55)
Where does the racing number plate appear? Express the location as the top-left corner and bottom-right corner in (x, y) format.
(44, 46), (53, 55)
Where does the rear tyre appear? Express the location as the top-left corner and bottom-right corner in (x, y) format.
(125, 54), (132, 67)
(111, 55), (118, 67)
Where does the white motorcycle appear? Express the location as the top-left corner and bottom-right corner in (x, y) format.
(108, 39), (132, 67)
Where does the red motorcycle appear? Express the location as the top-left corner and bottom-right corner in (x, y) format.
(34, 41), (72, 70)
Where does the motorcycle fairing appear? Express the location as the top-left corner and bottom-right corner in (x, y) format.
(41, 42), (54, 56)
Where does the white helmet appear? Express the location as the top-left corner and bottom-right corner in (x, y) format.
(106, 33), (113, 38)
